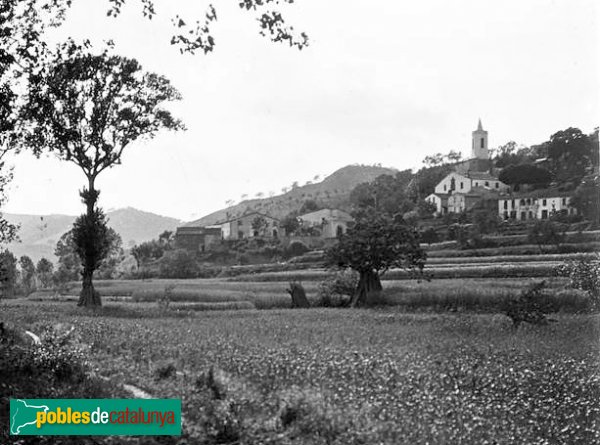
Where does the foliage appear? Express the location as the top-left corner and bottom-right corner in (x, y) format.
(299, 199), (320, 214)
(280, 213), (301, 236)
(317, 270), (358, 307)
(570, 175), (600, 223)
(541, 127), (595, 183)
(491, 141), (534, 168)
(251, 215), (269, 236)
(420, 227), (440, 245)
(285, 240), (310, 258)
(503, 281), (555, 327)
(0, 249), (17, 297)
(498, 163), (552, 187)
(349, 170), (414, 216)
(36, 257), (54, 288)
(555, 254), (600, 309)
(527, 220), (566, 253)
(159, 249), (198, 278)
(326, 214), (425, 306)
(19, 255), (36, 293)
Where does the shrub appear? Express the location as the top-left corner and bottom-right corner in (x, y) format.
(503, 281), (555, 327)
(318, 270), (358, 307)
(159, 249), (198, 278)
(555, 254), (600, 309)
(285, 241), (310, 258)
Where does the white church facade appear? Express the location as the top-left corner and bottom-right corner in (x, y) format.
(426, 120), (509, 215)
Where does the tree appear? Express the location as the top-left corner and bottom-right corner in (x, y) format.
(22, 45), (184, 306)
(544, 128), (594, 183)
(36, 257), (54, 289)
(492, 141), (534, 168)
(498, 164), (552, 189)
(571, 176), (600, 223)
(18, 255), (36, 293)
(326, 214), (426, 307)
(0, 1), (71, 244)
(280, 213), (300, 236)
(0, 249), (18, 297)
(299, 199), (320, 214)
(251, 215), (268, 236)
(350, 170), (414, 217)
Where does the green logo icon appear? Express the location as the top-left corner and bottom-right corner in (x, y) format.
(10, 399), (181, 436)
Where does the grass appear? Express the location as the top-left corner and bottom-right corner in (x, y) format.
(1, 301), (599, 444)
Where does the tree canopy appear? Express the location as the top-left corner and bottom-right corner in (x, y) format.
(498, 164), (552, 188)
(326, 214), (425, 307)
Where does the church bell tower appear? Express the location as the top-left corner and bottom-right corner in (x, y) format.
(471, 119), (488, 159)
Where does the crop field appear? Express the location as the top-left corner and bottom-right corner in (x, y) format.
(1, 300), (599, 444)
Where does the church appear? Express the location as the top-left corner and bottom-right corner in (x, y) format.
(426, 120), (509, 215)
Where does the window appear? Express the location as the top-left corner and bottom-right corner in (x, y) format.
(542, 199), (547, 206)
(529, 211), (533, 219)
(450, 178), (456, 191)
(562, 198), (566, 205)
(444, 185), (447, 191)
(520, 199), (525, 205)
(503, 201), (508, 209)
(475, 182), (479, 187)
(511, 199), (515, 208)
(480, 138), (484, 148)
(503, 211), (509, 220)
(521, 212), (526, 220)
(495, 183), (499, 189)
(485, 181), (489, 187)
(460, 182), (464, 189)
(541, 210), (548, 219)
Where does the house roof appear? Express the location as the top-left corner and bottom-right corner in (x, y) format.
(465, 171), (499, 181)
(499, 187), (574, 200)
(216, 211), (280, 225)
(299, 208), (353, 222)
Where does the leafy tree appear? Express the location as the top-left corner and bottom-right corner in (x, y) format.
(571, 176), (600, 223)
(326, 214), (426, 307)
(492, 141), (534, 168)
(542, 128), (594, 183)
(0, 0), (70, 244)
(350, 170), (414, 216)
(280, 213), (300, 236)
(36, 257), (54, 289)
(498, 164), (552, 189)
(251, 215), (269, 236)
(0, 249), (18, 297)
(420, 227), (439, 245)
(159, 249), (197, 279)
(18, 255), (36, 293)
(22, 45), (183, 306)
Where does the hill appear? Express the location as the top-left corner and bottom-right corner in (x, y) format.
(186, 164), (397, 227)
(2, 207), (181, 262)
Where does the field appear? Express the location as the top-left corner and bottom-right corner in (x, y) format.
(1, 300), (599, 444)
(4, 239), (599, 443)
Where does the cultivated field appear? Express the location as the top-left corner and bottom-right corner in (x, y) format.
(1, 300), (599, 444)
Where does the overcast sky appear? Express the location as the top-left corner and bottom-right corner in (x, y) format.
(3, 0), (599, 221)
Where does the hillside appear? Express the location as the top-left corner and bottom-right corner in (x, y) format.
(186, 164), (397, 227)
(2, 207), (181, 262)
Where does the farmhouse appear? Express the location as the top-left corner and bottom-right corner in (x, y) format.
(498, 188), (577, 220)
(298, 208), (354, 238)
(210, 211), (280, 240)
(426, 120), (509, 215)
(174, 226), (222, 252)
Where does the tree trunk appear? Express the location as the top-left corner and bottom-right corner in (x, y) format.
(78, 175), (102, 308)
(350, 270), (383, 307)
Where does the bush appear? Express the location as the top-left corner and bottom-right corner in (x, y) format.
(555, 254), (600, 310)
(318, 270), (358, 307)
(159, 249), (198, 278)
(503, 281), (555, 327)
(285, 241), (310, 259)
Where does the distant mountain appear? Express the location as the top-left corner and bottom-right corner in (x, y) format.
(2, 207), (181, 262)
(186, 164), (397, 227)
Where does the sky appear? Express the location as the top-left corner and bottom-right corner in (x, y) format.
(3, 0), (599, 221)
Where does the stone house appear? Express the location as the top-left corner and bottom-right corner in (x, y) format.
(298, 208), (354, 238)
(212, 212), (280, 240)
(175, 226), (223, 252)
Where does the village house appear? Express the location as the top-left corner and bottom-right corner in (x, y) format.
(174, 226), (222, 252)
(210, 211), (280, 240)
(426, 120), (509, 215)
(298, 208), (354, 238)
(498, 188), (577, 220)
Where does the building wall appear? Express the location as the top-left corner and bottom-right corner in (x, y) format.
(224, 215), (279, 240)
(434, 172), (472, 195)
(426, 194), (447, 215)
(498, 196), (576, 220)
